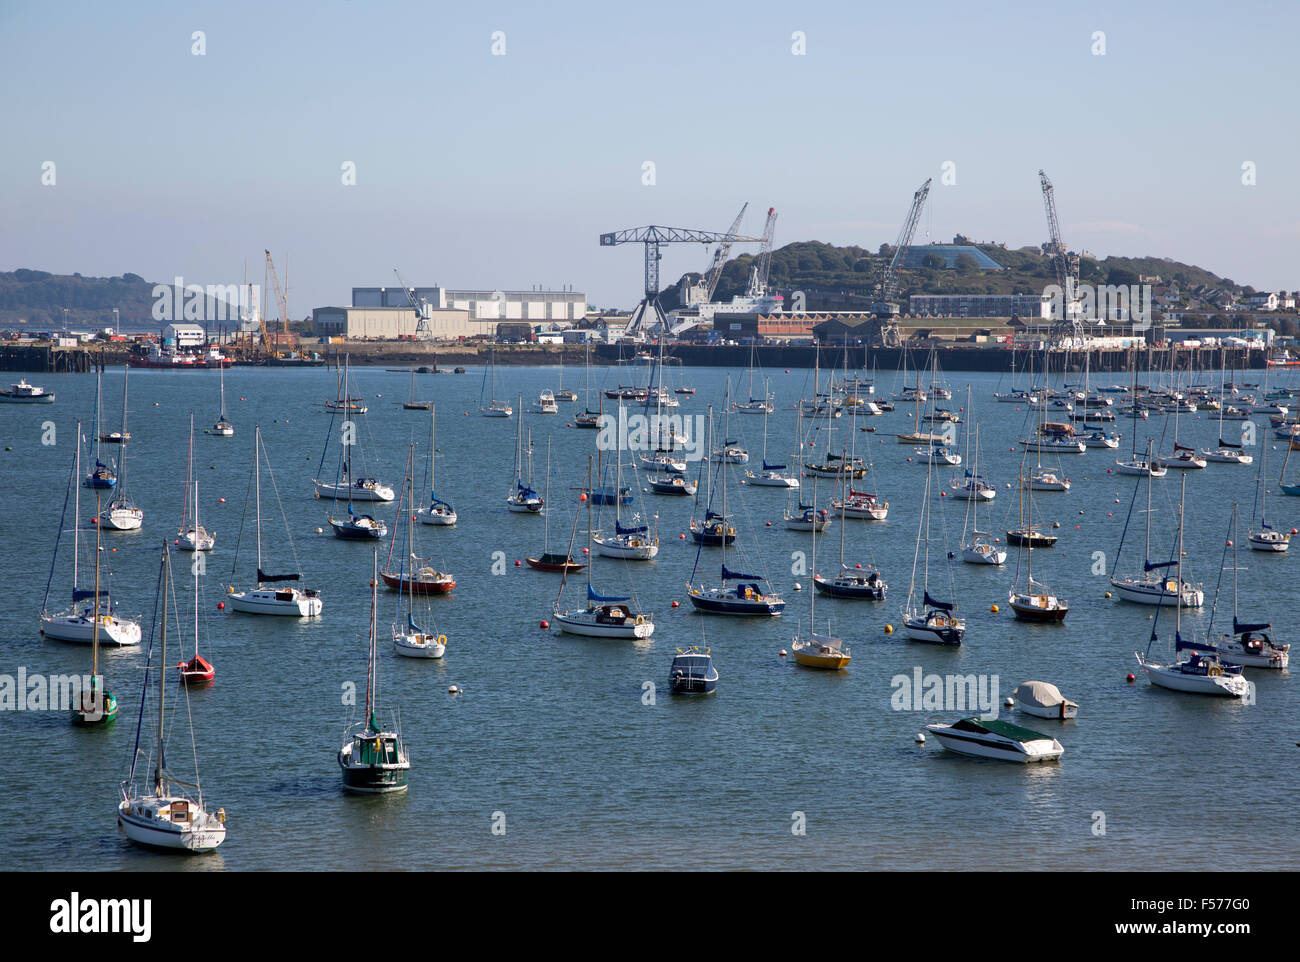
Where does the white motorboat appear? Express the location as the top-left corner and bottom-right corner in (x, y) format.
(925, 717), (1064, 763)
(1014, 680), (1078, 719)
(640, 451), (687, 474)
(746, 466), (799, 487)
(1203, 448), (1253, 464)
(536, 389), (558, 414)
(0, 378), (55, 403)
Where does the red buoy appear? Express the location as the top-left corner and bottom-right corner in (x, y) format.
(515, 560), (521, 566)
(1126, 673), (1135, 683)
(540, 620), (549, 630)
(671, 600), (679, 608)
(217, 602), (225, 610)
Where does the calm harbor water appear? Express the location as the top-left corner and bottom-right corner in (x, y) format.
(1, 360), (1297, 871)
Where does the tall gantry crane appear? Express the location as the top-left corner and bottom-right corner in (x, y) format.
(600, 222), (763, 337)
(394, 267), (432, 339)
(872, 178), (932, 348)
(1038, 169), (1081, 334)
(746, 207), (778, 297)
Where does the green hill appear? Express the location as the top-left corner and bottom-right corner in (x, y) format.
(662, 239), (1252, 313)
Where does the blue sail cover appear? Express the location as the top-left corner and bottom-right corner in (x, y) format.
(516, 481), (538, 499)
(615, 519), (647, 535)
(1143, 559), (1176, 571)
(704, 510), (729, 522)
(923, 590), (954, 611)
(429, 491), (453, 510)
(762, 461), (786, 471)
(587, 585), (630, 603)
(71, 588), (109, 602)
(407, 612), (423, 634)
(1233, 616), (1271, 634)
(721, 565), (762, 582)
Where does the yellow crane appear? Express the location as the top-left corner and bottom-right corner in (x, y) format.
(263, 250), (290, 358)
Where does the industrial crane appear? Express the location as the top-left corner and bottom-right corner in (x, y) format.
(682, 203), (749, 306)
(600, 222), (763, 337)
(746, 207), (778, 297)
(1038, 169), (1081, 334)
(394, 267), (432, 339)
(262, 250), (289, 356)
(872, 178), (932, 348)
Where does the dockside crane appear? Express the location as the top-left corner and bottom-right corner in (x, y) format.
(746, 207), (778, 297)
(263, 249), (290, 356)
(683, 203), (749, 306)
(872, 178), (932, 348)
(600, 222), (763, 337)
(1038, 169), (1081, 335)
(394, 267), (432, 339)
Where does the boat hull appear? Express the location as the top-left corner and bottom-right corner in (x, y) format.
(117, 800), (226, 852)
(552, 611), (653, 638)
(227, 588), (322, 616)
(925, 726), (1063, 763)
(41, 613), (142, 646)
(379, 571), (455, 594)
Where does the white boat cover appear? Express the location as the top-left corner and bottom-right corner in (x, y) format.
(1014, 680), (1070, 709)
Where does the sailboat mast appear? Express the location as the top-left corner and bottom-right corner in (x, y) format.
(156, 544), (168, 797)
(92, 493), (101, 679)
(1176, 474), (1186, 640)
(254, 426), (263, 577)
(367, 547), (378, 728)
(73, 424), (81, 593)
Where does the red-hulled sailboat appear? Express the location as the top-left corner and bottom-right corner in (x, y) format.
(380, 446), (456, 595)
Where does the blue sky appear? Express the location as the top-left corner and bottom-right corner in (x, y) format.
(3, 0), (1298, 312)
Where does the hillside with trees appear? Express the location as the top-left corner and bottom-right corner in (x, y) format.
(662, 239), (1251, 314)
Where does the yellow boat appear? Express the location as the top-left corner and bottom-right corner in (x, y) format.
(791, 632), (851, 670)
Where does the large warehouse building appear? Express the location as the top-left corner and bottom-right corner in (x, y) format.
(351, 286), (586, 322)
(311, 305), (487, 340)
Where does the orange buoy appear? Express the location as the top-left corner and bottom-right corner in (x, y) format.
(671, 600), (678, 608)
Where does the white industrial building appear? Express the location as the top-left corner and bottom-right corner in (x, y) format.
(352, 286), (586, 323)
(161, 322), (207, 348)
(312, 306), (489, 340)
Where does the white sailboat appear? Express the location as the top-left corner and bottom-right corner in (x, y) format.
(393, 456), (448, 658)
(744, 378), (798, 487)
(553, 456), (654, 638)
(1247, 438), (1289, 552)
(416, 404), (457, 525)
(227, 425), (323, 616)
(505, 398), (544, 513)
(99, 369), (143, 530)
(178, 414), (215, 550)
(41, 430), (142, 647)
(1135, 476), (1251, 697)
(118, 543), (226, 852)
(1110, 440), (1204, 606)
(593, 410), (659, 559)
(212, 362), (234, 436)
(901, 440), (964, 645)
(960, 429), (1006, 565)
(1177, 503), (1289, 669)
